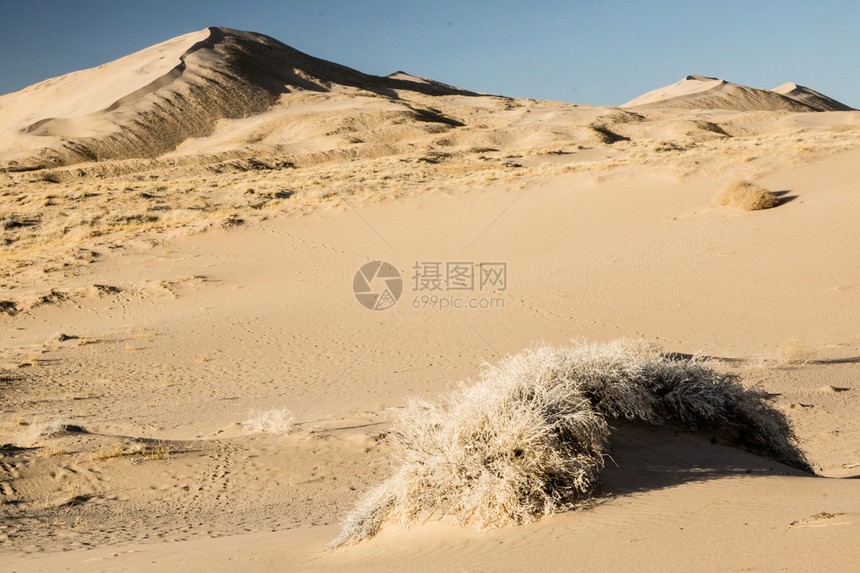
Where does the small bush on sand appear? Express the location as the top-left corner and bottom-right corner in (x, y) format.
(241, 408), (295, 435)
(17, 419), (79, 445)
(776, 338), (814, 365)
(331, 340), (808, 548)
(91, 441), (172, 462)
(715, 180), (779, 211)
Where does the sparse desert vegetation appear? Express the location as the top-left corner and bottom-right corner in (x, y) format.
(242, 408), (296, 435)
(16, 419), (80, 445)
(776, 338), (815, 365)
(90, 441), (173, 462)
(715, 180), (780, 210)
(332, 340), (808, 547)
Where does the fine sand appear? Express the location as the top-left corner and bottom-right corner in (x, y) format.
(2, 27), (859, 572)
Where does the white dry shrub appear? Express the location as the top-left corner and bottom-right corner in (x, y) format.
(241, 408), (295, 435)
(331, 340), (808, 548)
(17, 419), (75, 445)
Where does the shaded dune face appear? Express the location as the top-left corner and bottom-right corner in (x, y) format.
(3, 27), (478, 171)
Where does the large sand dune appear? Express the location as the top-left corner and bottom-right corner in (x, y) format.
(0, 27), (475, 171)
(2, 27), (859, 572)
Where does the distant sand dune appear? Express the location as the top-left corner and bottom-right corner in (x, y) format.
(771, 82), (855, 112)
(623, 74), (854, 112)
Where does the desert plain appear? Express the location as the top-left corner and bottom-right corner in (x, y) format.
(1, 28), (859, 572)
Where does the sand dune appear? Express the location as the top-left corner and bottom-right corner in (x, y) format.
(624, 74), (853, 112)
(772, 81), (855, 111)
(1, 27), (859, 572)
(0, 27), (476, 171)
(1, 32), (852, 175)
(623, 74), (727, 107)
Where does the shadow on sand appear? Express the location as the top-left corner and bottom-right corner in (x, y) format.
(598, 420), (813, 500)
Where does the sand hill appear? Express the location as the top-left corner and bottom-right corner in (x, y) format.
(772, 81), (855, 112)
(0, 27), (475, 171)
(623, 74), (854, 112)
(2, 27), (859, 573)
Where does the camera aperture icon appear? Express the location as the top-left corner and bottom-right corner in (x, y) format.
(353, 260), (403, 310)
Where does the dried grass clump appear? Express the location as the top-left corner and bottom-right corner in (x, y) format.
(332, 340), (808, 548)
(776, 338), (814, 365)
(241, 408), (295, 435)
(715, 180), (779, 211)
(17, 419), (80, 445)
(90, 441), (168, 462)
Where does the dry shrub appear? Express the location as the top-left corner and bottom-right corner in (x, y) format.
(91, 441), (172, 462)
(715, 180), (779, 211)
(17, 419), (80, 445)
(331, 340), (808, 548)
(776, 338), (814, 365)
(241, 408), (295, 435)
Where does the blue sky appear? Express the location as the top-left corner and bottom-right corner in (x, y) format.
(1, 0), (857, 106)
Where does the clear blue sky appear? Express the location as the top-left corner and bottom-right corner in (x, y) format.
(1, 0), (858, 107)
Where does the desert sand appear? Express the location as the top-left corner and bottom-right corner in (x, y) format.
(1, 27), (859, 572)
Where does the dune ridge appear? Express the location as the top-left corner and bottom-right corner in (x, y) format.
(1, 29), (854, 178)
